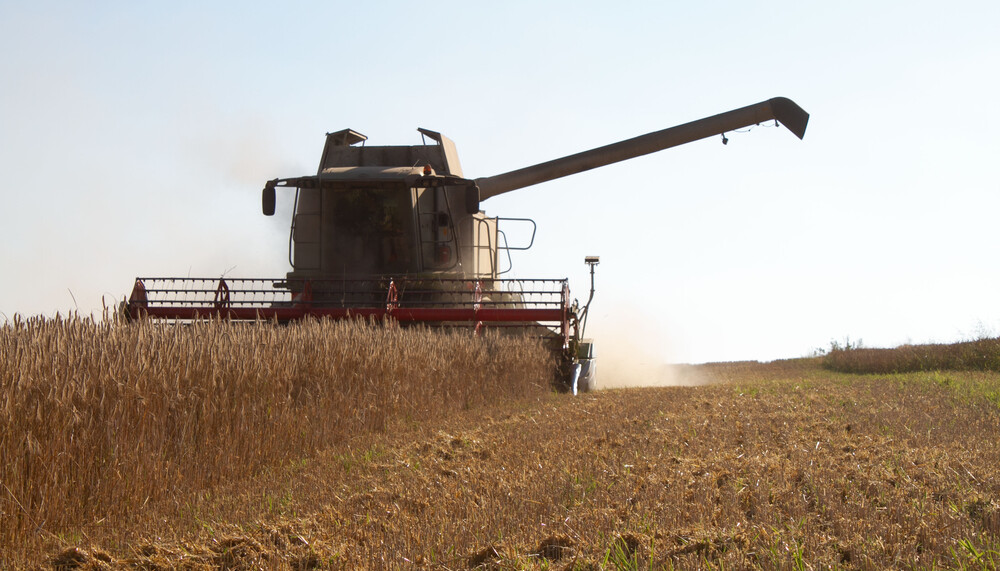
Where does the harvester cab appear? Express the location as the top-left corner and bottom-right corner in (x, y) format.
(261, 127), (499, 282)
(126, 97), (810, 392)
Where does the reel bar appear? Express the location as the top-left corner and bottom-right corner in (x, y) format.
(126, 276), (572, 329)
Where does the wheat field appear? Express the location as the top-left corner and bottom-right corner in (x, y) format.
(0, 315), (554, 561)
(18, 358), (1000, 570)
(7, 320), (1000, 568)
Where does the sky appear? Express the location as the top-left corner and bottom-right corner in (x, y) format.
(2, 1), (999, 370)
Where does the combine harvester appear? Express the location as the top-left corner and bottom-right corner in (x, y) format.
(125, 97), (808, 392)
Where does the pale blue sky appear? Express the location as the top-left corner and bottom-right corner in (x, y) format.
(2, 1), (999, 369)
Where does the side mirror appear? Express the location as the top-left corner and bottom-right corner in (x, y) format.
(262, 184), (276, 216)
(464, 185), (481, 215)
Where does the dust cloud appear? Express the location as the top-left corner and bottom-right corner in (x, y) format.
(588, 315), (709, 388)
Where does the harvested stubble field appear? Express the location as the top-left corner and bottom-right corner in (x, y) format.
(3, 322), (1000, 569)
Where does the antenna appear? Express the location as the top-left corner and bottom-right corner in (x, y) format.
(580, 256), (600, 338)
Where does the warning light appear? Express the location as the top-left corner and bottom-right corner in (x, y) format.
(436, 245), (451, 264)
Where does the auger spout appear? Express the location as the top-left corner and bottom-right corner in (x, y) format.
(474, 97), (808, 201)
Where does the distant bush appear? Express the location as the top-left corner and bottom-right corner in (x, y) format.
(823, 337), (1000, 374)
